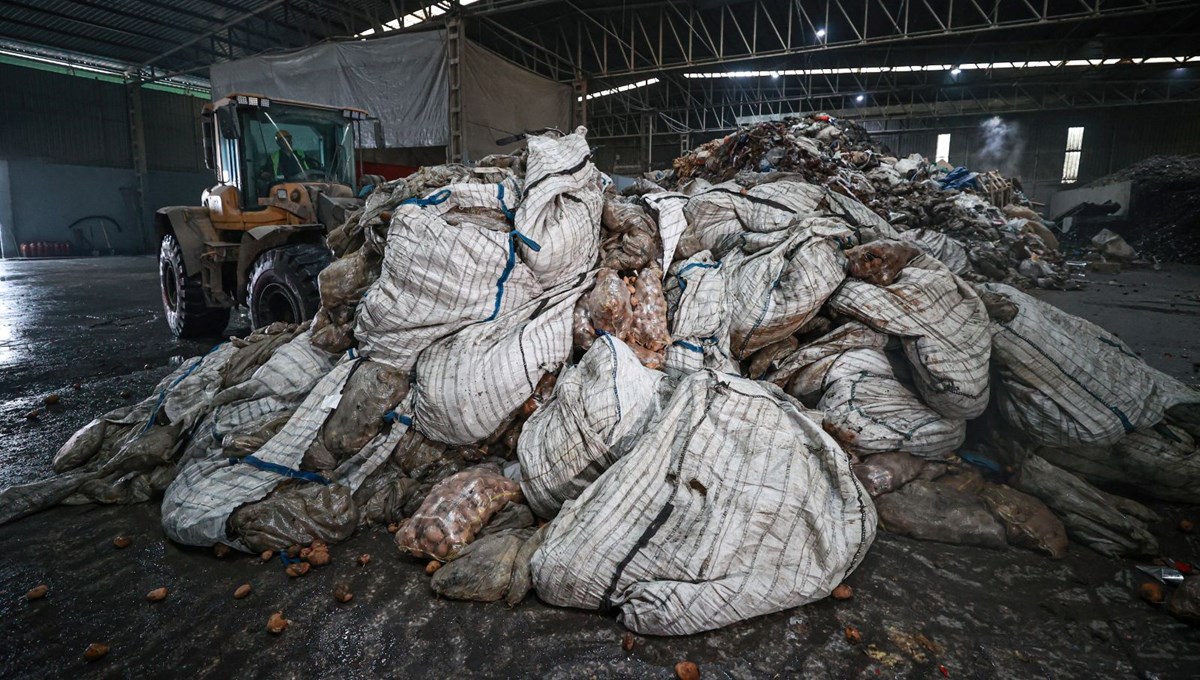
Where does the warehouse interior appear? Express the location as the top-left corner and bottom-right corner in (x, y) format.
(1, 1), (1199, 677)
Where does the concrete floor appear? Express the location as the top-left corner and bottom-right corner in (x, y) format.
(0, 256), (1198, 679)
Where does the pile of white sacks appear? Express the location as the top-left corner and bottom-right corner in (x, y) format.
(3, 127), (1197, 636)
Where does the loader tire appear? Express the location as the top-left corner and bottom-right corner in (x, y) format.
(247, 243), (331, 330)
(160, 233), (230, 338)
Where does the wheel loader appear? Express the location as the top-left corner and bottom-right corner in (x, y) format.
(155, 93), (374, 337)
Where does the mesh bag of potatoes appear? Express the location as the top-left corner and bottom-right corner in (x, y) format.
(395, 466), (523, 561)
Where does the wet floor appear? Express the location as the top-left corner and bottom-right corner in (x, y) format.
(0, 256), (244, 488)
(0, 256), (1197, 678)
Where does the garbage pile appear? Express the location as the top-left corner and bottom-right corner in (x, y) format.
(1083, 154), (1200, 264)
(3, 126), (1199, 635)
(671, 116), (1069, 289)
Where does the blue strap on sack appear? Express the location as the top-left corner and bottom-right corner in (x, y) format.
(401, 188), (451, 207)
(486, 229), (542, 321)
(497, 183), (516, 222)
(228, 455), (330, 485)
(382, 411), (412, 426)
(138, 343), (224, 436)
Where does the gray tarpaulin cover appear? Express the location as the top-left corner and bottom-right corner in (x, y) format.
(461, 40), (571, 161)
(210, 33), (571, 158)
(210, 31), (448, 148)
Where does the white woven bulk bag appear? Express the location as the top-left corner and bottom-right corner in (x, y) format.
(663, 251), (738, 375)
(898, 228), (970, 275)
(981, 282), (1199, 447)
(515, 128), (603, 288)
(830, 254), (991, 419)
(770, 323), (964, 459)
(355, 179), (540, 372)
(724, 217), (852, 359)
(676, 180), (828, 259)
(413, 275), (593, 446)
(162, 358), (409, 549)
(532, 370), (875, 636)
(518, 335), (669, 518)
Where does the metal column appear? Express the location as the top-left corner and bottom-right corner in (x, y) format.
(573, 78), (587, 130)
(126, 79), (151, 254)
(447, 18), (464, 163)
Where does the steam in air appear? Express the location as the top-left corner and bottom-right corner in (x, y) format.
(976, 116), (1025, 176)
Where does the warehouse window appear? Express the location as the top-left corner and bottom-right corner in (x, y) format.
(1061, 126), (1085, 183)
(935, 133), (951, 163)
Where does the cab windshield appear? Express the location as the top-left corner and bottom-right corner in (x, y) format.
(240, 104), (355, 205)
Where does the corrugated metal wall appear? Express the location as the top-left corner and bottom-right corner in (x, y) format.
(0, 64), (132, 167)
(0, 63), (207, 172)
(142, 88), (208, 172)
(0, 63), (212, 253)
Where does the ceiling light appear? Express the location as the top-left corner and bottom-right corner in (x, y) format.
(815, 29), (826, 39)
(855, 94), (864, 102)
(951, 67), (961, 75)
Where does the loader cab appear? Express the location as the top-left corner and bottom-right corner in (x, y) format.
(156, 94), (369, 339)
(201, 94), (366, 211)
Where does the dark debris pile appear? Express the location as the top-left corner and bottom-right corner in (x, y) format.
(1085, 155), (1200, 264)
(668, 115), (1070, 289)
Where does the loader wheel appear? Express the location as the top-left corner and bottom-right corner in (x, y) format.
(160, 233), (230, 338)
(247, 243), (331, 330)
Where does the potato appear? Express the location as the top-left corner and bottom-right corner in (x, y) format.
(112, 536), (132, 549)
(25, 584), (48, 601)
(267, 611), (289, 634)
(307, 550), (330, 568)
(423, 525), (445, 544)
(286, 562), (311, 578)
(844, 625), (862, 644)
(674, 661), (700, 680)
(334, 583), (353, 603)
(831, 584), (854, 600)
(145, 587), (168, 603)
(233, 584), (252, 600)
(260, 550), (274, 562)
(357, 554), (371, 567)
(84, 643), (109, 662)
(1140, 582), (1165, 604)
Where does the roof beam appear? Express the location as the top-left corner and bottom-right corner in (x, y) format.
(125, 0), (289, 46)
(0, 13), (163, 60)
(56, 0), (265, 55)
(467, 0), (1198, 79)
(139, 0), (289, 69)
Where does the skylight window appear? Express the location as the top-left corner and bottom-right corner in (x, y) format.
(1061, 127), (1084, 184)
